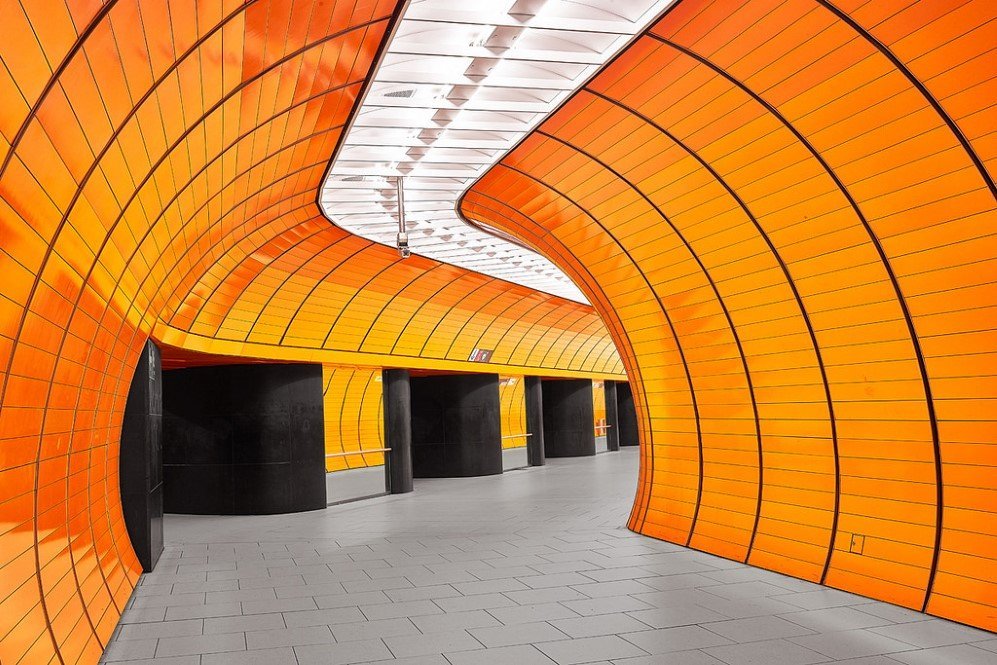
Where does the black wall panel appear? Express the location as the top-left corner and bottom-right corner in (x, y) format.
(162, 363), (325, 514)
(383, 369), (413, 494)
(120, 339), (164, 572)
(617, 381), (639, 447)
(542, 379), (595, 457)
(410, 374), (502, 477)
(605, 381), (620, 452)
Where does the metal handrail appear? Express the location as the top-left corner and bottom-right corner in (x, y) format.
(325, 448), (391, 458)
(501, 433), (532, 439)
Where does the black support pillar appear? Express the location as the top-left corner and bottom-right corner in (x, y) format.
(524, 376), (545, 466)
(604, 381), (620, 452)
(120, 339), (164, 572)
(617, 381), (639, 447)
(162, 363), (326, 514)
(410, 373), (502, 477)
(383, 369), (413, 494)
(541, 379), (596, 457)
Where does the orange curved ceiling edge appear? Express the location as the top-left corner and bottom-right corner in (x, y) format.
(152, 218), (623, 378)
(0, 1), (623, 663)
(462, 0), (996, 630)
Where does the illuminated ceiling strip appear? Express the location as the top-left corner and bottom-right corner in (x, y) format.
(321, 0), (676, 303)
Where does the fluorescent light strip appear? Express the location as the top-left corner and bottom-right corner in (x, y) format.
(322, 0), (675, 303)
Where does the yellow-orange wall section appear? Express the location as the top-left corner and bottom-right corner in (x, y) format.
(593, 380), (607, 436)
(463, 0), (996, 630)
(323, 366), (384, 472)
(499, 376), (527, 449)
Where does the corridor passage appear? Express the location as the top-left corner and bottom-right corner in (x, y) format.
(102, 451), (993, 665)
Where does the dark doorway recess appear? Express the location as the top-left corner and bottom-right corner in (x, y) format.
(120, 339), (164, 572)
(542, 379), (595, 457)
(410, 373), (503, 477)
(162, 363), (326, 515)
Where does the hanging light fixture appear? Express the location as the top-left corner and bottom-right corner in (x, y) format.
(396, 176), (410, 258)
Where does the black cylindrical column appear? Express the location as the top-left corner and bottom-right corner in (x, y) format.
(410, 373), (502, 477)
(525, 376), (545, 466)
(120, 339), (164, 572)
(617, 381), (639, 447)
(383, 369), (413, 494)
(605, 381), (620, 452)
(542, 379), (596, 457)
(162, 363), (326, 515)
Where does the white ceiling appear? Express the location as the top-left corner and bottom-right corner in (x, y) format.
(321, 0), (675, 303)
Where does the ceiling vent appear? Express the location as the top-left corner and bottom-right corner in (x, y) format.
(384, 89), (416, 98)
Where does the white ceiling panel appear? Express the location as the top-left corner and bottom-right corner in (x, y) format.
(322, 0), (674, 303)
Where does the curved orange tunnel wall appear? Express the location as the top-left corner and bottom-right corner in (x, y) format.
(0, 2), (404, 660)
(0, 1), (622, 662)
(463, 0), (996, 630)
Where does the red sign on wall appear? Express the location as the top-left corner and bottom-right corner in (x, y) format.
(468, 348), (494, 362)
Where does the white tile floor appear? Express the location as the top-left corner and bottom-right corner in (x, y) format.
(103, 449), (995, 664)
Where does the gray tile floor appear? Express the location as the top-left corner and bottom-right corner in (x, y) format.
(103, 449), (995, 665)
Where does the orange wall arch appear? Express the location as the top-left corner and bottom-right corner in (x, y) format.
(0, 1), (622, 663)
(463, 0), (996, 629)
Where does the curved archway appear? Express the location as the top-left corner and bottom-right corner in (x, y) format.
(462, 0), (996, 629)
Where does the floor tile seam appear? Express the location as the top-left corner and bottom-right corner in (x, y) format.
(152, 631), (247, 659)
(783, 627), (924, 659)
(785, 624), (977, 655)
(773, 607), (890, 634)
(700, 636), (836, 664)
(864, 618), (996, 645)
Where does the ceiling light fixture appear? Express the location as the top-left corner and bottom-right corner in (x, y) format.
(322, 0), (677, 301)
(395, 177), (410, 259)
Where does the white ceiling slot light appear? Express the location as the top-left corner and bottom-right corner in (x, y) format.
(322, 0), (675, 303)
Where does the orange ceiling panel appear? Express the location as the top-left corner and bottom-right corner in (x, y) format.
(463, 0), (996, 630)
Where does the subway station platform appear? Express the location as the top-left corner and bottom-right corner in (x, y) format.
(102, 450), (993, 665)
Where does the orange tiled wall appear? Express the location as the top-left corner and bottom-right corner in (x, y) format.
(0, 1), (623, 663)
(0, 3), (402, 661)
(463, 0), (996, 630)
